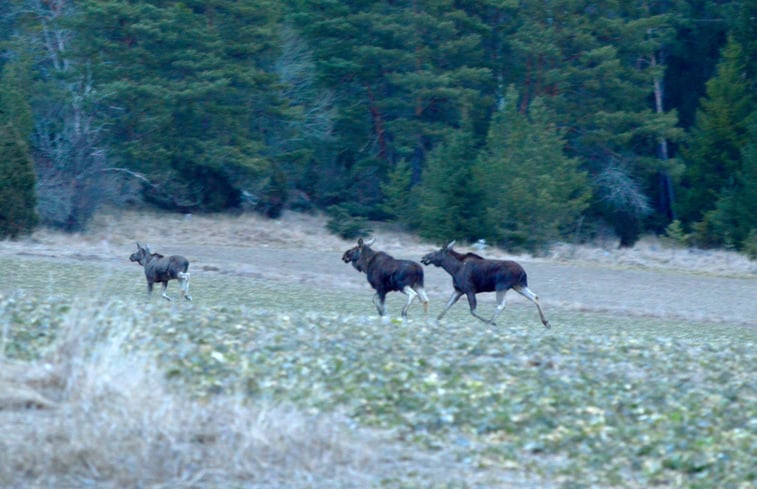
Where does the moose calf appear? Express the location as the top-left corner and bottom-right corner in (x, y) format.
(342, 238), (429, 319)
(129, 242), (192, 301)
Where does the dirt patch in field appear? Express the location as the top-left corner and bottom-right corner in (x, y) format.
(1, 208), (756, 325)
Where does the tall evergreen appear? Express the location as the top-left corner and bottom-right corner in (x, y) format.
(0, 124), (38, 239)
(474, 87), (590, 251)
(71, 0), (284, 212)
(416, 125), (484, 243)
(288, 0), (492, 214)
(0, 62), (38, 238)
(678, 36), (754, 243)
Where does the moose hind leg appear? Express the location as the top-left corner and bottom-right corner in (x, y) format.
(415, 286), (430, 314)
(489, 289), (508, 324)
(401, 285), (419, 319)
(514, 285), (550, 328)
(179, 272), (192, 301)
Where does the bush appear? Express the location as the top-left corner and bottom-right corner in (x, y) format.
(325, 205), (372, 239)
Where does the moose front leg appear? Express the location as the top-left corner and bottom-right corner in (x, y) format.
(466, 291), (495, 325)
(372, 292), (387, 316)
(160, 281), (172, 301)
(437, 290), (463, 321)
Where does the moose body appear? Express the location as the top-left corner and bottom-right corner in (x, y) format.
(342, 238), (429, 318)
(421, 241), (549, 328)
(129, 243), (192, 301)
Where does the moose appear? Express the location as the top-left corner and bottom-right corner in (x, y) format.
(129, 242), (192, 301)
(342, 238), (429, 319)
(421, 241), (550, 328)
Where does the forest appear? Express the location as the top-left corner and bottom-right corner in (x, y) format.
(0, 0), (755, 255)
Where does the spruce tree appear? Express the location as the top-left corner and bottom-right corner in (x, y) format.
(416, 125), (485, 243)
(474, 86), (590, 251)
(0, 62), (38, 239)
(678, 37), (754, 244)
(0, 123), (38, 238)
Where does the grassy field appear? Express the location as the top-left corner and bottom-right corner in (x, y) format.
(1, 250), (755, 489)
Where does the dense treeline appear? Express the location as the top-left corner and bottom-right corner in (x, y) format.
(0, 0), (754, 254)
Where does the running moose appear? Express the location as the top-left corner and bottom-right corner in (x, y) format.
(342, 238), (429, 319)
(129, 242), (192, 301)
(421, 241), (550, 328)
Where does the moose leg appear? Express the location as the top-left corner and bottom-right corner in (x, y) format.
(147, 281), (154, 295)
(437, 290), (463, 320)
(414, 286), (430, 314)
(401, 285), (419, 319)
(466, 292), (493, 324)
(372, 292), (387, 316)
(160, 281), (172, 301)
(178, 272), (192, 301)
(513, 285), (550, 328)
(489, 289), (508, 324)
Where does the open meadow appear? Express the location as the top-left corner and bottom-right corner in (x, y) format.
(1, 210), (755, 488)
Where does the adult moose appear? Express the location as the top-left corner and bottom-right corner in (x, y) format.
(421, 241), (550, 328)
(342, 238), (429, 319)
(129, 242), (192, 301)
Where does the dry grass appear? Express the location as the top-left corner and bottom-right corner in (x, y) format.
(1, 207), (753, 277)
(0, 300), (399, 489)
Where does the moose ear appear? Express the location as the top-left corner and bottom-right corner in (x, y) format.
(357, 238), (364, 247)
(365, 238), (376, 246)
(445, 240), (456, 250)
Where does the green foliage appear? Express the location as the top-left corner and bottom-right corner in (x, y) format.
(0, 123), (38, 239)
(325, 205), (372, 240)
(678, 37), (754, 236)
(0, 61), (37, 238)
(474, 87), (590, 251)
(704, 117), (757, 251)
(662, 220), (689, 247)
(2, 262), (756, 488)
(71, 0), (284, 212)
(415, 126), (485, 243)
(380, 159), (414, 223)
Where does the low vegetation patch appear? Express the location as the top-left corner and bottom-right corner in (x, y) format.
(1, 267), (754, 489)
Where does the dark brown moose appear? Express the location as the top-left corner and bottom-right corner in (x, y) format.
(342, 238), (429, 319)
(129, 242), (192, 301)
(421, 241), (550, 328)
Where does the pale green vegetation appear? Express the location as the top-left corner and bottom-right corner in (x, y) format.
(1, 256), (755, 488)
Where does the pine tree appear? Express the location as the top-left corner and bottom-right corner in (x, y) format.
(71, 0), (284, 212)
(678, 36), (754, 244)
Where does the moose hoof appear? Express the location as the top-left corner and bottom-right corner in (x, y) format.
(543, 321), (551, 329)
(162, 296), (172, 302)
(185, 295), (193, 302)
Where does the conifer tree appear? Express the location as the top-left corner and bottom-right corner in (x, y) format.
(416, 125), (485, 243)
(0, 62), (38, 238)
(0, 123), (38, 238)
(678, 37), (754, 244)
(474, 86), (589, 251)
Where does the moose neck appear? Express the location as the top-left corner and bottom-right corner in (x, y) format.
(357, 246), (378, 268)
(439, 250), (465, 275)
